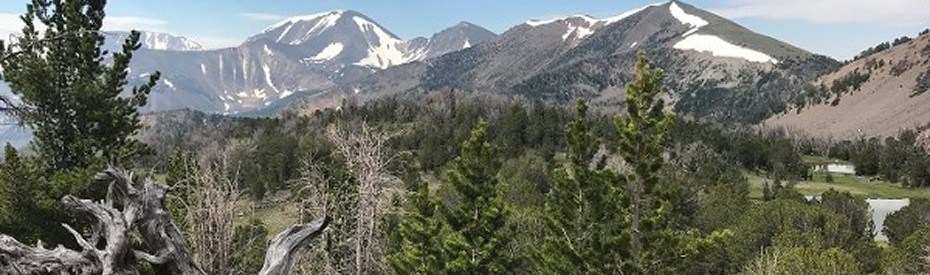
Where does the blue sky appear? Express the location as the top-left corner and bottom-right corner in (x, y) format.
(0, 0), (928, 60)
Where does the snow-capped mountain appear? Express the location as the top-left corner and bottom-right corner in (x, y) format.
(122, 11), (496, 114)
(247, 10), (495, 69)
(247, 10), (408, 69)
(104, 31), (203, 52)
(291, 1), (838, 123)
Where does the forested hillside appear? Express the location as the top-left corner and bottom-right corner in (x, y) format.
(3, 0), (930, 274)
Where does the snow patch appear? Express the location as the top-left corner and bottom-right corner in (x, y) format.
(200, 63), (207, 75)
(163, 79), (175, 89)
(265, 11), (345, 44)
(630, 42), (638, 48)
(525, 15), (596, 27)
(262, 64), (280, 94)
(673, 34), (778, 64)
(601, 2), (665, 24)
(463, 39), (471, 49)
(669, 2), (708, 29)
(264, 10), (343, 33)
(351, 16), (407, 69)
(669, 2), (708, 37)
(563, 22), (596, 41)
(263, 45), (274, 56)
(311, 43), (344, 61)
(254, 89), (267, 100)
(280, 90), (295, 99)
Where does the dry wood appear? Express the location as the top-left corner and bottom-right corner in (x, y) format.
(0, 166), (330, 275)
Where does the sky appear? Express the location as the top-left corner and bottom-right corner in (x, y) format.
(0, 0), (928, 60)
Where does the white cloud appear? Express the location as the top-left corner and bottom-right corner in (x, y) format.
(240, 12), (286, 22)
(713, 0), (930, 25)
(103, 16), (168, 32)
(0, 13), (27, 41)
(0, 13), (170, 39)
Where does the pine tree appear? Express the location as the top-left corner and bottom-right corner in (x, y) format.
(535, 100), (628, 274)
(615, 50), (676, 273)
(387, 176), (444, 274)
(440, 120), (515, 274)
(0, 0), (159, 248)
(0, 0), (160, 171)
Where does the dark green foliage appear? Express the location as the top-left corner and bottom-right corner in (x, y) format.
(828, 131), (930, 187)
(0, 0), (156, 247)
(164, 147), (194, 229)
(497, 153), (549, 273)
(830, 68), (870, 96)
(231, 218), (269, 275)
(387, 176), (444, 274)
(731, 199), (848, 264)
(891, 36), (913, 47)
(776, 247), (862, 275)
(0, 0), (159, 170)
(883, 227), (930, 273)
(439, 120), (516, 274)
(0, 143), (103, 247)
(535, 100), (628, 274)
(615, 51), (679, 273)
(883, 199), (930, 244)
(696, 169), (751, 233)
(914, 68), (930, 97)
(854, 42), (891, 60)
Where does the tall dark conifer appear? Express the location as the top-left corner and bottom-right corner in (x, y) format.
(0, 0), (160, 170)
(536, 100), (628, 274)
(615, 50), (676, 273)
(440, 120), (515, 274)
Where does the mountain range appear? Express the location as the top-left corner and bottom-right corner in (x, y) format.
(5, 0), (930, 147)
(125, 10), (496, 114)
(278, 1), (837, 123)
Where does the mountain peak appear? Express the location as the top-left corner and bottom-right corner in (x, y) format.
(263, 10), (345, 33)
(103, 31), (203, 51)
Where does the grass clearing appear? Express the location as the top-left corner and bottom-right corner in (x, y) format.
(746, 163), (930, 199)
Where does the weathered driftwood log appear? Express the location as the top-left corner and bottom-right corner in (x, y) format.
(259, 216), (331, 275)
(95, 168), (204, 275)
(0, 195), (139, 275)
(0, 166), (330, 275)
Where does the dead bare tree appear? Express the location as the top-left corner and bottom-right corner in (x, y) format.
(293, 121), (401, 275)
(173, 156), (241, 275)
(0, 166), (329, 275)
(325, 122), (401, 275)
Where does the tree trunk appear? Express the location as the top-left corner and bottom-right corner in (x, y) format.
(0, 166), (330, 275)
(259, 217), (331, 275)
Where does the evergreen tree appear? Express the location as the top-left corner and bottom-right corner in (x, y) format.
(535, 100), (628, 274)
(0, 0), (160, 170)
(231, 218), (269, 275)
(0, 0), (157, 245)
(614, 50), (676, 272)
(440, 120), (515, 274)
(387, 176), (444, 274)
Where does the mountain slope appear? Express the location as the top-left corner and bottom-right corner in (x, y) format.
(307, 1), (837, 123)
(103, 31), (203, 52)
(125, 11), (495, 114)
(765, 32), (930, 139)
(406, 22), (497, 60)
